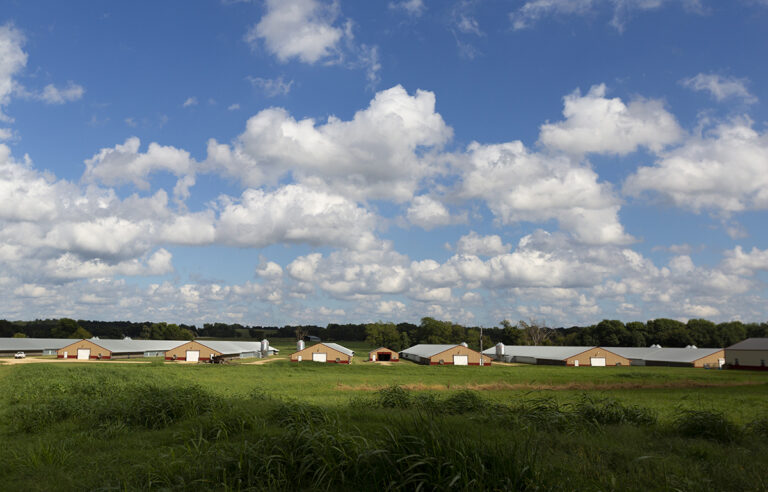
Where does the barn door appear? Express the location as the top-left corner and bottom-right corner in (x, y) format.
(590, 357), (606, 366)
(186, 350), (200, 362)
(453, 355), (468, 365)
(77, 349), (90, 360)
(312, 352), (327, 362)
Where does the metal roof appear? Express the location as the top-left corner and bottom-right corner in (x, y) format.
(77, 339), (187, 353)
(483, 345), (597, 360)
(607, 346), (723, 363)
(402, 344), (462, 358)
(727, 338), (768, 351)
(320, 342), (354, 357)
(0, 337), (75, 351)
(369, 346), (397, 353)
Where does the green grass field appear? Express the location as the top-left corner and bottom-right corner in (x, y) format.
(1, 349), (767, 490)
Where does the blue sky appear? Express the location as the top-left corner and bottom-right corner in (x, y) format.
(1, 0), (768, 327)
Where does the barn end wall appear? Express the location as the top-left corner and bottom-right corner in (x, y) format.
(427, 346), (492, 365)
(165, 341), (223, 362)
(565, 348), (630, 367)
(369, 348), (400, 361)
(56, 339), (112, 360)
(291, 344), (352, 363)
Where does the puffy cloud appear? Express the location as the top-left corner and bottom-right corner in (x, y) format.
(406, 195), (458, 229)
(0, 145), (71, 222)
(45, 249), (173, 279)
(246, 0), (344, 64)
(456, 231), (510, 256)
(680, 74), (757, 104)
(83, 137), (196, 200)
(624, 119), (768, 213)
(721, 246), (768, 276)
(215, 184), (378, 250)
(207, 85), (452, 202)
(458, 141), (632, 244)
(0, 23), (27, 121)
(539, 84), (682, 155)
(376, 300), (406, 314)
(256, 261), (284, 279)
(287, 253), (323, 282)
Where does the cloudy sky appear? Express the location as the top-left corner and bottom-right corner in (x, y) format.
(1, 1), (768, 327)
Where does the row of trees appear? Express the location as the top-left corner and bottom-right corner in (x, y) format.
(2, 317), (767, 348)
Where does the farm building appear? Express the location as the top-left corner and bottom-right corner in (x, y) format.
(57, 339), (184, 360)
(291, 342), (354, 363)
(608, 346), (724, 368)
(165, 340), (278, 362)
(400, 344), (491, 365)
(368, 347), (399, 362)
(0, 337), (75, 357)
(726, 338), (768, 370)
(484, 345), (629, 366)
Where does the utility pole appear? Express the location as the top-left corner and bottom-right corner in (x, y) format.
(480, 325), (484, 366)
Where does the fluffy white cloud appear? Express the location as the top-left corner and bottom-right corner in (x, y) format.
(624, 119), (768, 213)
(458, 140), (632, 244)
(83, 137), (196, 199)
(46, 249), (173, 279)
(207, 85), (451, 202)
(182, 96), (198, 107)
(406, 195), (458, 229)
(216, 185), (378, 250)
(247, 0), (344, 64)
(722, 246), (768, 276)
(0, 145), (72, 222)
(539, 84), (682, 155)
(0, 23), (27, 121)
(680, 73), (757, 104)
(456, 231), (510, 256)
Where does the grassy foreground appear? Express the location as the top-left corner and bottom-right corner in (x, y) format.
(1, 358), (767, 491)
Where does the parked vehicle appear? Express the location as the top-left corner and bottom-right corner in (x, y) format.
(14, 351), (25, 359)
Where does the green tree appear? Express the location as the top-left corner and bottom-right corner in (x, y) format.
(365, 322), (402, 350)
(499, 319), (525, 345)
(69, 326), (93, 339)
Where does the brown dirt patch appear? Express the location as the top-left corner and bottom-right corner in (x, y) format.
(241, 357), (283, 365)
(336, 380), (763, 392)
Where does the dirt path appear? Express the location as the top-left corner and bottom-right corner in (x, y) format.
(241, 357), (283, 365)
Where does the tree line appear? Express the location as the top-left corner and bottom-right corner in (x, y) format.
(2, 317), (767, 349)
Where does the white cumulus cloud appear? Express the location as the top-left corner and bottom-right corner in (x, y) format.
(206, 85), (452, 202)
(539, 84), (682, 155)
(247, 0), (344, 64)
(624, 118), (768, 214)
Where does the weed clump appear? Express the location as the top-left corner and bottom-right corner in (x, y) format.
(376, 384), (412, 408)
(572, 395), (657, 426)
(673, 409), (741, 443)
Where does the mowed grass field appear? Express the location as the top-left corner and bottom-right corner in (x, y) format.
(1, 344), (768, 490)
